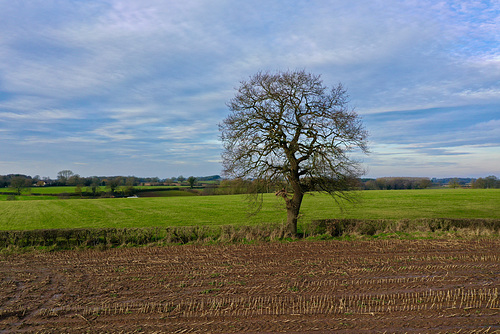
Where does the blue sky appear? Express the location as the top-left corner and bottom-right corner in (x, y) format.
(0, 0), (499, 179)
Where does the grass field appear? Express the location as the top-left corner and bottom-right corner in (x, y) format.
(0, 189), (498, 231)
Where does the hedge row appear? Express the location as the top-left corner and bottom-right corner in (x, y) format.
(1, 218), (498, 251)
(307, 218), (500, 237)
(0, 224), (290, 250)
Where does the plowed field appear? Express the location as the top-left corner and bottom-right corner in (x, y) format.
(1, 239), (499, 333)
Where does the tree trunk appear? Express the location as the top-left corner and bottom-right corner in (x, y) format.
(285, 191), (303, 236)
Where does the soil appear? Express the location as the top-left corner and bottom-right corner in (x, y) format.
(1, 239), (499, 333)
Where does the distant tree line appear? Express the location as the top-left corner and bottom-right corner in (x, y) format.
(0, 172), (221, 188)
(360, 176), (500, 189)
(1, 172), (498, 197)
(0, 174), (33, 188)
(360, 177), (432, 190)
(435, 176), (500, 189)
(431, 177), (475, 187)
(471, 176), (500, 189)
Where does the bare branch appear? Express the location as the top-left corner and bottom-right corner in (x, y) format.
(219, 70), (369, 235)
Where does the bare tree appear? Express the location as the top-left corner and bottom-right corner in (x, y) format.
(220, 70), (368, 235)
(57, 170), (74, 185)
(9, 176), (31, 195)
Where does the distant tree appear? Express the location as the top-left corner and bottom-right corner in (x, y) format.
(57, 170), (74, 185)
(87, 177), (101, 198)
(0, 175), (8, 188)
(472, 175), (500, 189)
(370, 177), (432, 190)
(124, 177), (137, 196)
(471, 178), (485, 189)
(106, 176), (122, 195)
(125, 177), (137, 186)
(364, 179), (379, 190)
(177, 175), (185, 183)
(67, 174), (82, 186)
(187, 176), (197, 189)
(220, 70), (368, 235)
(484, 175), (499, 188)
(9, 176), (30, 195)
(376, 178), (389, 190)
(418, 178), (432, 189)
(448, 178), (461, 188)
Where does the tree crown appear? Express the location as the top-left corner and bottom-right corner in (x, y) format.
(220, 70), (368, 193)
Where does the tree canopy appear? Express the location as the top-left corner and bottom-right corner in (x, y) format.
(220, 70), (368, 234)
(9, 176), (31, 195)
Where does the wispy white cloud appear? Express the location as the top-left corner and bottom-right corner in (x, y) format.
(0, 109), (83, 121)
(0, 0), (498, 178)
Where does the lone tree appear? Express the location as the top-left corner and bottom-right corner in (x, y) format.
(220, 70), (368, 235)
(57, 170), (74, 185)
(9, 176), (31, 195)
(187, 176), (197, 189)
(106, 176), (122, 195)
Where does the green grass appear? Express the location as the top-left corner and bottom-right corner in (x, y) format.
(0, 189), (498, 231)
(0, 195), (59, 201)
(302, 188), (500, 221)
(136, 190), (197, 197)
(0, 185), (188, 195)
(0, 186), (106, 194)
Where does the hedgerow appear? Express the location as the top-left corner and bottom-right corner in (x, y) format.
(1, 218), (498, 252)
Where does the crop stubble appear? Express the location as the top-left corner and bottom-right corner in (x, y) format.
(0, 239), (499, 333)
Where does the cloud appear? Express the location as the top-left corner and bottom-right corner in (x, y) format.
(0, 109), (83, 121)
(0, 0), (499, 178)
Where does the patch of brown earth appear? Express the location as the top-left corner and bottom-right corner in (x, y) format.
(1, 239), (499, 333)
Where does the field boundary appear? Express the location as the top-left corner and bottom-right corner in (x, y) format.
(1, 218), (498, 252)
(308, 217), (500, 236)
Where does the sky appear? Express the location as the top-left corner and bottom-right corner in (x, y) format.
(0, 0), (499, 179)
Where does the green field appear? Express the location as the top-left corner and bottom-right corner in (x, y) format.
(0, 189), (498, 231)
(0, 186), (94, 194)
(0, 185), (187, 195)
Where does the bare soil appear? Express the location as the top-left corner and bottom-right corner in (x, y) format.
(1, 239), (499, 333)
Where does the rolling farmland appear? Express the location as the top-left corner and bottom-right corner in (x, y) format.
(1, 189), (499, 231)
(0, 189), (499, 332)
